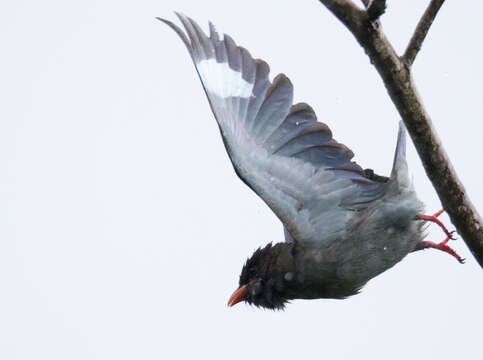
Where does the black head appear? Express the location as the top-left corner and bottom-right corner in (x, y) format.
(228, 243), (294, 310)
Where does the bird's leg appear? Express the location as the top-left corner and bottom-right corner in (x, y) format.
(418, 236), (465, 264)
(415, 209), (464, 263)
(417, 209), (456, 240)
(432, 209), (444, 218)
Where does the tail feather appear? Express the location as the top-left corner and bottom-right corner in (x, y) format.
(390, 121), (410, 187)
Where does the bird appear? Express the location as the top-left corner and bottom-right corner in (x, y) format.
(158, 13), (464, 310)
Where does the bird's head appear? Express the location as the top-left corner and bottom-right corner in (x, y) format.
(227, 243), (294, 310)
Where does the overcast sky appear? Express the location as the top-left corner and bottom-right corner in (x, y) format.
(1, 1), (483, 359)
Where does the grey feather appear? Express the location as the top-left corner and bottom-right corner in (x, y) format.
(253, 74), (293, 142)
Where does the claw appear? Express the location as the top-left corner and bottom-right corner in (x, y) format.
(420, 236), (465, 264)
(448, 230), (457, 241)
(417, 210), (457, 240)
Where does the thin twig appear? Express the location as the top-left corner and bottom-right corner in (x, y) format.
(367, 0), (387, 21)
(403, 0), (445, 66)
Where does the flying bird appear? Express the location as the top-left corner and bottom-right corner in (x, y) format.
(158, 13), (464, 310)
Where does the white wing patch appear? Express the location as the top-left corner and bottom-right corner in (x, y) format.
(196, 59), (253, 98)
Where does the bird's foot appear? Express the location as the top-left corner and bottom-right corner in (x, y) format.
(417, 209), (457, 240)
(420, 236), (465, 264)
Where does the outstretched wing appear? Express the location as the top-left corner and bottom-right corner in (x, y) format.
(159, 14), (387, 247)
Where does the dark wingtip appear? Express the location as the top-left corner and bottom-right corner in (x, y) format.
(156, 12), (191, 49)
(155, 16), (172, 26)
(155, 11), (185, 25)
(174, 11), (186, 22)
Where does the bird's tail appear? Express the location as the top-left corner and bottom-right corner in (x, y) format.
(390, 121), (410, 187)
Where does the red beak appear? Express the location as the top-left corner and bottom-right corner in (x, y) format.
(227, 284), (248, 307)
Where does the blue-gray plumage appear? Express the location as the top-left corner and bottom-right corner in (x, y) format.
(158, 13), (464, 310)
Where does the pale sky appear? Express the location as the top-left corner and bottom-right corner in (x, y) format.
(1, 1), (482, 359)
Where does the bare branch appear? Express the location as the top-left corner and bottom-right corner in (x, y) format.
(361, 0), (370, 7)
(367, 0), (387, 21)
(319, 1), (483, 267)
(403, 0), (445, 66)
(318, 0), (365, 35)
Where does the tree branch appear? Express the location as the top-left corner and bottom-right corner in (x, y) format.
(318, 0), (365, 35)
(319, 0), (483, 267)
(403, 0), (446, 66)
(367, 0), (387, 21)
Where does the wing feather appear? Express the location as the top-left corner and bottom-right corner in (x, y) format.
(159, 14), (387, 246)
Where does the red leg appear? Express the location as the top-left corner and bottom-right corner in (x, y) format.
(432, 209), (444, 218)
(417, 210), (456, 240)
(421, 236), (465, 264)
